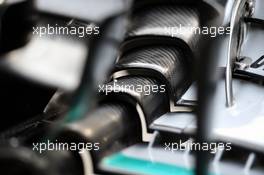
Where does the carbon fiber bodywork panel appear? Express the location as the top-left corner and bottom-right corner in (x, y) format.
(115, 46), (191, 107)
(101, 76), (168, 127)
(122, 5), (200, 57)
(64, 103), (140, 154)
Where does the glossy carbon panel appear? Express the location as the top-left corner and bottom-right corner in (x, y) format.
(115, 46), (190, 105)
(123, 5), (200, 55)
(133, 0), (199, 9)
(101, 76), (168, 126)
(62, 102), (140, 160)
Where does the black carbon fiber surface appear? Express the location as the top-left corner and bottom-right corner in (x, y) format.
(125, 5), (200, 53)
(64, 102), (140, 155)
(101, 76), (168, 126)
(68, 103), (133, 140)
(133, 0), (200, 8)
(115, 46), (190, 103)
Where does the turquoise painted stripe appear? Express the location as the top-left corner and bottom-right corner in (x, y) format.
(102, 153), (218, 175)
